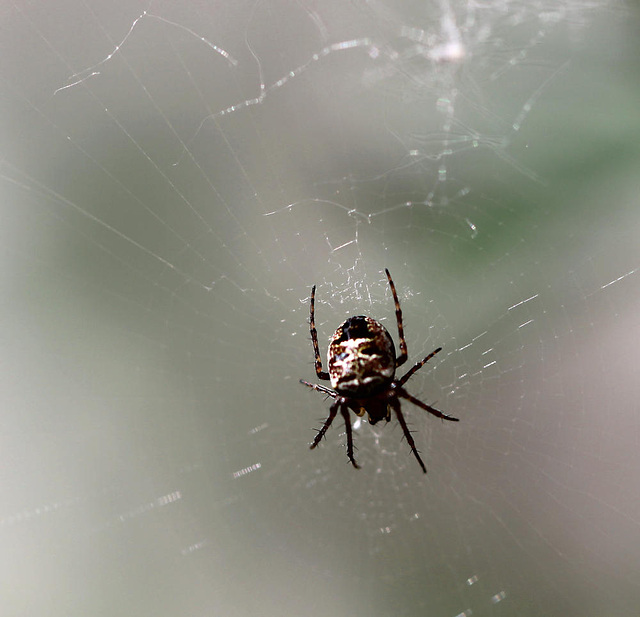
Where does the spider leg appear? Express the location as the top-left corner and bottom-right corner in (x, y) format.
(340, 405), (360, 469)
(398, 388), (459, 422)
(309, 285), (330, 380)
(390, 397), (427, 473)
(385, 269), (408, 368)
(300, 379), (337, 398)
(310, 399), (340, 449)
(397, 347), (442, 387)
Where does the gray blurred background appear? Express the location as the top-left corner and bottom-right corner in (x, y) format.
(1, 1), (639, 616)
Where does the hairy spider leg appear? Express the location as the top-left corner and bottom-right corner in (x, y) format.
(305, 389), (361, 469)
(299, 379), (337, 398)
(310, 399), (340, 450)
(399, 388), (459, 422)
(340, 405), (360, 469)
(385, 268), (408, 368)
(390, 397), (427, 473)
(398, 347), (443, 387)
(309, 285), (330, 380)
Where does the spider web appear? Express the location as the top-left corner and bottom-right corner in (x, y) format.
(1, 1), (639, 615)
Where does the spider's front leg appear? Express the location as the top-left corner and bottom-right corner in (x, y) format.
(309, 399), (360, 469)
(310, 399), (340, 450)
(399, 388), (459, 422)
(390, 397), (427, 473)
(340, 405), (360, 469)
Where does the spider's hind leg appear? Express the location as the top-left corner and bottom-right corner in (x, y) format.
(309, 285), (330, 380)
(385, 269), (408, 368)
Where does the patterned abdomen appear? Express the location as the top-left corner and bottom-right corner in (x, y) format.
(327, 316), (396, 396)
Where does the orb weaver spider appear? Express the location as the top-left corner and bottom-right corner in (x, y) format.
(300, 269), (459, 473)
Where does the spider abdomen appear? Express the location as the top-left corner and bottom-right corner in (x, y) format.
(327, 316), (396, 396)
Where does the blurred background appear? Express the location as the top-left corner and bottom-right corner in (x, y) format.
(1, 1), (639, 615)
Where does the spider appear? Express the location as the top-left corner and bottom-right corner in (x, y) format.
(300, 269), (459, 473)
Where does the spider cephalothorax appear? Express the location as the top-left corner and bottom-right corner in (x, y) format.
(300, 269), (459, 473)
